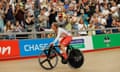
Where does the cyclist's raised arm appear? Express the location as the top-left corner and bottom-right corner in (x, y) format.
(52, 28), (61, 44)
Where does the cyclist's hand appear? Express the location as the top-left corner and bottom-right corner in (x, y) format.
(50, 43), (54, 47)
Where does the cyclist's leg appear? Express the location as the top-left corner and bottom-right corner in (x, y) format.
(59, 44), (68, 59)
(59, 36), (72, 60)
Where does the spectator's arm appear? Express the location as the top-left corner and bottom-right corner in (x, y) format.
(31, 16), (34, 22)
(81, 24), (87, 30)
(4, 3), (9, 14)
(46, 16), (49, 21)
(12, 4), (15, 15)
(15, 9), (19, 15)
(46, 0), (48, 4)
(15, 7), (25, 15)
(87, 17), (89, 20)
(103, 22), (107, 26)
(20, 7), (25, 13)
(3, 26), (7, 32)
(0, 9), (5, 19)
(0, 9), (3, 14)
(38, 16), (43, 22)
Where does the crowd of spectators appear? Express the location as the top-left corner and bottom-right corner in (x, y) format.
(0, 0), (120, 39)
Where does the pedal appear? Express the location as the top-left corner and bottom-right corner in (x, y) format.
(61, 57), (68, 64)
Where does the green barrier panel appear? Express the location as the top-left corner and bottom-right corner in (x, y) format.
(92, 33), (120, 49)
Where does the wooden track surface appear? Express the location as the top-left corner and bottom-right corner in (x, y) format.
(1, 48), (120, 72)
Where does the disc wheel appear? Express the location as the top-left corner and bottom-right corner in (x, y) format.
(68, 49), (84, 68)
(38, 49), (58, 70)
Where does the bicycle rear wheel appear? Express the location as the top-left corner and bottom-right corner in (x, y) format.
(68, 49), (84, 68)
(38, 49), (58, 70)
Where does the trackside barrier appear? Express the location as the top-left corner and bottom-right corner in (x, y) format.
(0, 38), (57, 60)
(0, 33), (120, 60)
(92, 33), (120, 49)
(70, 36), (93, 51)
(19, 38), (58, 57)
(0, 37), (93, 60)
(0, 40), (20, 59)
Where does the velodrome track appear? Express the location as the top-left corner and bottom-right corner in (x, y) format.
(1, 48), (120, 72)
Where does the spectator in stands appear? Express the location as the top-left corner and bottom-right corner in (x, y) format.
(84, 5), (93, 17)
(90, 13), (104, 34)
(76, 19), (87, 36)
(0, 2), (4, 32)
(25, 0), (34, 16)
(15, 3), (25, 24)
(48, 8), (57, 28)
(88, 0), (96, 15)
(118, 4), (120, 21)
(0, 0), (120, 39)
(116, 18), (120, 32)
(38, 8), (49, 28)
(25, 0), (32, 10)
(4, 2), (15, 24)
(16, 0), (24, 6)
(70, 15), (78, 31)
(110, 1), (119, 18)
(105, 13), (113, 34)
(39, 0), (48, 9)
(24, 11), (34, 32)
(102, 4), (110, 16)
(56, 11), (66, 28)
(4, 20), (14, 32)
(112, 18), (119, 33)
(65, 15), (72, 31)
(88, 21), (96, 36)
(66, 3), (74, 16)
(76, 0), (84, 16)
(98, 13), (107, 29)
(80, 9), (89, 26)
(64, 0), (69, 10)
(106, 13), (113, 27)
(4, 20), (15, 39)
(14, 20), (25, 32)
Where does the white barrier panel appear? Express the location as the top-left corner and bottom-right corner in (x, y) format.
(71, 36), (93, 51)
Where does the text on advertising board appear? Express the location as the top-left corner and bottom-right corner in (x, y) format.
(0, 40), (20, 59)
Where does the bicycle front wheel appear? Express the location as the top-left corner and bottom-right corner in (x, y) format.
(38, 49), (58, 70)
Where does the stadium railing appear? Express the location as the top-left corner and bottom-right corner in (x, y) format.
(0, 27), (119, 40)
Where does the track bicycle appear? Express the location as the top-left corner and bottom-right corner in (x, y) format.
(38, 44), (84, 70)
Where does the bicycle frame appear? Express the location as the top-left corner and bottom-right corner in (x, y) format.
(47, 45), (64, 59)
(47, 45), (73, 59)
